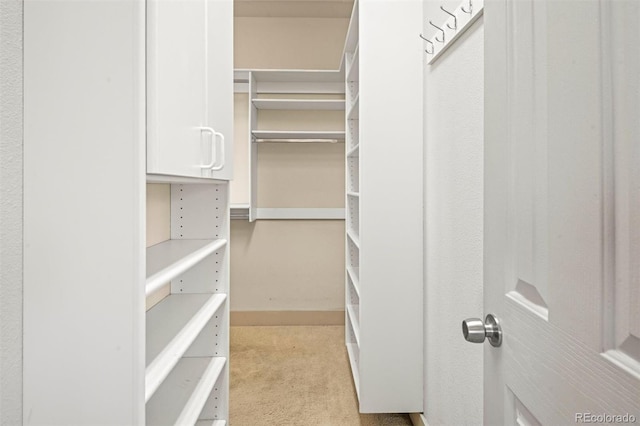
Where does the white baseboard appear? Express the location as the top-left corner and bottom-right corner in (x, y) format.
(231, 310), (345, 326)
(409, 413), (429, 426)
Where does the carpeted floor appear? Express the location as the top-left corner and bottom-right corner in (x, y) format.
(230, 325), (414, 426)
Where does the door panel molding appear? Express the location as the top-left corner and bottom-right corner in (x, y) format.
(601, 0), (640, 370)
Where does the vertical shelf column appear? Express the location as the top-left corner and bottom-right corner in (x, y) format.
(343, 0), (424, 414)
(344, 0), (361, 399)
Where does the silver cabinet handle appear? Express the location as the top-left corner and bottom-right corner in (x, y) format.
(462, 314), (502, 347)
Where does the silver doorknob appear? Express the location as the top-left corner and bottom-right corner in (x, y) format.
(462, 314), (502, 347)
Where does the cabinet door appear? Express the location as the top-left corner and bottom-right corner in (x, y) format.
(204, 0), (233, 180)
(147, 0), (208, 178)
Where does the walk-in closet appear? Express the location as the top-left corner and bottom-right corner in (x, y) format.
(21, 0), (423, 423)
(8, 0), (640, 424)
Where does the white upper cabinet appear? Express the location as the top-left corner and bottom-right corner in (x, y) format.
(147, 0), (233, 181)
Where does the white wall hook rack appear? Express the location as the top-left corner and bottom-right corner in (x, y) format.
(424, 0), (484, 65)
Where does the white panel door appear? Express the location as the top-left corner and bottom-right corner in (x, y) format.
(484, 0), (640, 423)
(148, 0), (232, 179)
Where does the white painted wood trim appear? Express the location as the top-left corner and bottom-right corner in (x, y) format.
(409, 413), (429, 426)
(255, 208), (345, 220)
(146, 239), (228, 297)
(174, 357), (226, 425)
(145, 293), (227, 402)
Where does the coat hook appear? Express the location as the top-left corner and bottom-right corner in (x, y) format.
(419, 34), (434, 55)
(461, 0), (473, 14)
(440, 6), (457, 30)
(429, 21), (445, 43)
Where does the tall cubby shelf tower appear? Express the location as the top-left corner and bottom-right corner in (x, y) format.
(343, 0), (424, 413)
(24, 0), (233, 424)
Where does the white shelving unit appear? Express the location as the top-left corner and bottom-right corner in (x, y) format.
(144, 182), (230, 423)
(233, 69), (347, 221)
(23, 0), (232, 423)
(342, 0), (424, 414)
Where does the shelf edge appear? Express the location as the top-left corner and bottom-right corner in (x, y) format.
(145, 293), (227, 402)
(347, 304), (361, 346)
(146, 239), (228, 297)
(175, 357), (227, 425)
(347, 266), (360, 297)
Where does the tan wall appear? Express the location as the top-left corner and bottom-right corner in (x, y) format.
(146, 184), (171, 309)
(230, 94), (250, 205)
(230, 220), (345, 311)
(234, 17), (349, 70)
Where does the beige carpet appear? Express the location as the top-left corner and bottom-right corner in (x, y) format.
(230, 325), (414, 426)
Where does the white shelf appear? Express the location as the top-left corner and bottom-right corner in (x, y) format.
(347, 191), (360, 198)
(252, 99), (345, 111)
(145, 293), (227, 402)
(230, 204), (250, 220)
(252, 130), (345, 141)
(237, 69), (345, 94)
(347, 304), (361, 346)
(146, 239), (227, 297)
(347, 229), (360, 248)
(340, 0), (359, 64)
(255, 207), (345, 220)
(346, 45), (359, 83)
(347, 144), (359, 157)
(175, 357), (227, 425)
(347, 266), (360, 297)
(347, 95), (359, 120)
(245, 69), (344, 84)
(146, 356), (227, 425)
(346, 342), (360, 397)
(196, 421), (227, 426)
